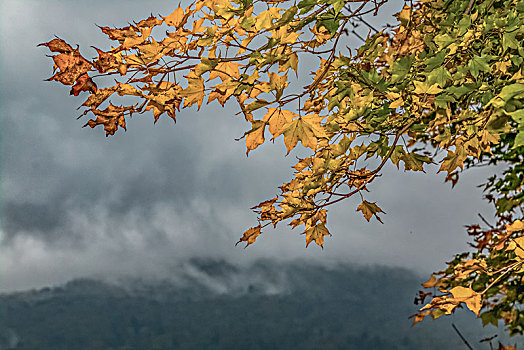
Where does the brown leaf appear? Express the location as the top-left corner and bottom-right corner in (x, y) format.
(236, 225), (262, 247)
(143, 82), (182, 123)
(84, 103), (133, 136)
(421, 275), (437, 288)
(98, 25), (137, 42)
(356, 200), (384, 223)
(438, 145), (467, 173)
(409, 311), (431, 326)
(118, 64), (128, 75)
(92, 47), (121, 73)
(38, 38), (74, 53)
(135, 14), (163, 28)
(81, 87), (117, 109)
(70, 73), (97, 96)
(47, 51), (92, 85)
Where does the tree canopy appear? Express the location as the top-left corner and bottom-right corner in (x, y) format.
(40, 0), (524, 343)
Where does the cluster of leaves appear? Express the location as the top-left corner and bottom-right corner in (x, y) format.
(40, 0), (391, 248)
(41, 0), (524, 340)
(403, 0), (524, 341)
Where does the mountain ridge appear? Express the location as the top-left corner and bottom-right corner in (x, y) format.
(0, 259), (516, 349)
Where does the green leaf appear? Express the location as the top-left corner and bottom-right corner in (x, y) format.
(318, 18), (339, 36)
(241, 16), (255, 30)
(502, 31), (519, 51)
(513, 129), (524, 148)
(434, 93), (455, 109)
(278, 6), (298, 25)
(360, 69), (387, 91)
(480, 311), (499, 327)
(245, 99), (270, 112)
(297, 0), (317, 13)
(194, 58), (218, 77)
(389, 145), (406, 169)
(401, 152), (431, 172)
(424, 50), (447, 72)
(457, 15), (471, 36)
(330, 0), (345, 15)
(499, 83), (524, 102)
(495, 197), (520, 214)
(468, 55), (490, 78)
(427, 66), (451, 87)
(503, 109), (524, 124)
(447, 85), (474, 98)
(390, 55), (414, 83)
(433, 33), (454, 49)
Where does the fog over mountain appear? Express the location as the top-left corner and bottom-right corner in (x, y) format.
(1, 260), (520, 350)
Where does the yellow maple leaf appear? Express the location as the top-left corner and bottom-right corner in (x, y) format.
(268, 72), (288, 91)
(180, 74), (205, 109)
(449, 286), (482, 316)
(304, 223), (330, 248)
(279, 52), (299, 75)
(263, 108), (296, 138)
(413, 80), (443, 95)
(245, 121), (266, 155)
(255, 8), (281, 31)
(237, 36), (254, 55)
(507, 220), (524, 233)
(506, 236), (524, 258)
(213, 79), (239, 102)
(209, 62), (240, 81)
(164, 6), (191, 28)
(121, 27), (152, 50)
(282, 114), (327, 154)
(390, 97), (404, 109)
(192, 18), (206, 34)
(272, 26), (301, 44)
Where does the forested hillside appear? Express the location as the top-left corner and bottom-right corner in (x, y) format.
(0, 260), (516, 349)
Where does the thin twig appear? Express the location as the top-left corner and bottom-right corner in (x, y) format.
(464, 0), (475, 15)
(451, 323), (475, 350)
(478, 213), (494, 229)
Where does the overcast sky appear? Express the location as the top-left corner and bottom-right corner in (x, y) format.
(0, 0), (499, 293)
